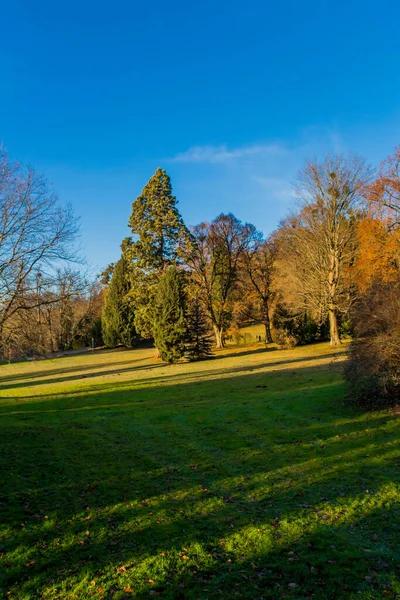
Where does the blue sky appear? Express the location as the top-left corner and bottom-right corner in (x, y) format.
(1, 0), (400, 271)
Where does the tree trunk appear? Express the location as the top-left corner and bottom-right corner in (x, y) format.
(328, 305), (340, 345)
(328, 251), (341, 345)
(261, 299), (274, 344)
(264, 316), (273, 344)
(213, 325), (224, 349)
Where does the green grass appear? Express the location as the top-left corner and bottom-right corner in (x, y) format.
(0, 342), (399, 600)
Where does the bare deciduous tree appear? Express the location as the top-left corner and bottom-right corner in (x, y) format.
(0, 148), (80, 348)
(190, 213), (257, 348)
(238, 238), (277, 343)
(285, 154), (372, 344)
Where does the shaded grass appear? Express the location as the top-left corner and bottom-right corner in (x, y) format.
(0, 343), (399, 599)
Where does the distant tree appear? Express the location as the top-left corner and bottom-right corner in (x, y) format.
(58, 278), (74, 350)
(63, 280), (106, 349)
(239, 238), (277, 343)
(102, 255), (137, 348)
(2, 268), (100, 358)
(281, 154), (372, 345)
(126, 168), (193, 339)
(153, 266), (186, 363)
(190, 213), (257, 348)
(185, 296), (213, 361)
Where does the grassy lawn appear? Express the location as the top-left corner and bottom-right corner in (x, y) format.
(0, 342), (399, 599)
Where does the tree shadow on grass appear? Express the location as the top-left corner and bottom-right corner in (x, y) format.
(0, 361), (168, 392)
(0, 355), (158, 388)
(0, 348), (346, 396)
(214, 345), (278, 360)
(0, 362), (398, 599)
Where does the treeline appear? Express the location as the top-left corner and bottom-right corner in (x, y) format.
(102, 150), (399, 406)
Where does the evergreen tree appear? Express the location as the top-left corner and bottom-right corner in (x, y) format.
(185, 297), (213, 361)
(101, 255), (137, 348)
(126, 168), (193, 338)
(153, 267), (186, 363)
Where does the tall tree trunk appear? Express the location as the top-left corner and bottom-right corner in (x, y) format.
(213, 324), (224, 349)
(263, 301), (273, 344)
(328, 305), (340, 345)
(264, 321), (273, 344)
(328, 252), (341, 345)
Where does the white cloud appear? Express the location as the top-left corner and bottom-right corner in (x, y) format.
(170, 143), (286, 164)
(253, 176), (288, 188)
(253, 176), (296, 201)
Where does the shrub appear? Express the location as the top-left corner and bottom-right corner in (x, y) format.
(273, 304), (326, 346)
(345, 282), (400, 409)
(274, 329), (297, 349)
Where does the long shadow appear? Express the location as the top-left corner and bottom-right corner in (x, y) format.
(0, 349), (346, 396)
(215, 345), (278, 360)
(0, 356), (152, 386)
(0, 361), (167, 392)
(0, 363), (344, 415)
(0, 359), (398, 598)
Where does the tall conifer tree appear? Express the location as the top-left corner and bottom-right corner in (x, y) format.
(153, 267), (186, 363)
(102, 255), (137, 348)
(185, 297), (213, 361)
(126, 168), (192, 338)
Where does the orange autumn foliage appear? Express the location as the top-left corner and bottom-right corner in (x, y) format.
(353, 216), (400, 291)
(368, 146), (400, 226)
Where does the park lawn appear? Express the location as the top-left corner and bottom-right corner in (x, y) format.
(0, 342), (399, 600)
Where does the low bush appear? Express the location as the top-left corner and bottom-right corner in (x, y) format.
(273, 304), (327, 347)
(345, 282), (400, 409)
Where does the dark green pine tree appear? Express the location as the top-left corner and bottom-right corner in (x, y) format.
(153, 267), (186, 363)
(185, 297), (213, 361)
(101, 255), (138, 348)
(126, 168), (193, 339)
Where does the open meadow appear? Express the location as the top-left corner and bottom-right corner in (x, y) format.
(0, 343), (399, 599)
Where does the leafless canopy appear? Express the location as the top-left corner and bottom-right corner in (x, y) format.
(281, 154), (373, 344)
(0, 148), (80, 339)
(189, 213), (259, 348)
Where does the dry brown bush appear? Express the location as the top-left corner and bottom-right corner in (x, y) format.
(345, 281), (400, 408)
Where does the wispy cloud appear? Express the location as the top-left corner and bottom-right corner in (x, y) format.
(170, 143), (286, 164)
(253, 176), (296, 201)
